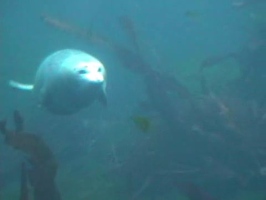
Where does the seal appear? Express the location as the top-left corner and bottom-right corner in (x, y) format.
(9, 49), (107, 115)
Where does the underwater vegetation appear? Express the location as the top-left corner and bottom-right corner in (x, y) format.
(38, 11), (266, 200)
(131, 115), (151, 133)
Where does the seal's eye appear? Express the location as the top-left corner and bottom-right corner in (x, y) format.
(78, 69), (87, 74)
(98, 67), (102, 72)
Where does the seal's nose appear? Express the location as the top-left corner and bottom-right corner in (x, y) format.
(93, 73), (104, 82)
(85, 72), (104, 83)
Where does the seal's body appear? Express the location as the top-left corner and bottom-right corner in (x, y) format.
(9, 49), (107, 115)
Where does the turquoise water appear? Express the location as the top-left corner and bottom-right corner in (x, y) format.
(1, 0), (266, 199)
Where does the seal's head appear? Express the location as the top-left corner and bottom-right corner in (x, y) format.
(75, 60), (106, 86)
(70, 58), (107, 107)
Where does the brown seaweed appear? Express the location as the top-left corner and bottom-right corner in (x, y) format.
(118, 15), (140, 52)
(19, 162), (29, 200)
(1, 111), (61, 200)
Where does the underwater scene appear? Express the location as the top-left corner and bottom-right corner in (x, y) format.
(1, 0), (266, 199)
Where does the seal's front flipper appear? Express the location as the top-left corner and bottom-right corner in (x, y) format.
(98, 90), (107, 106)
(9, 80), (34, 91)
